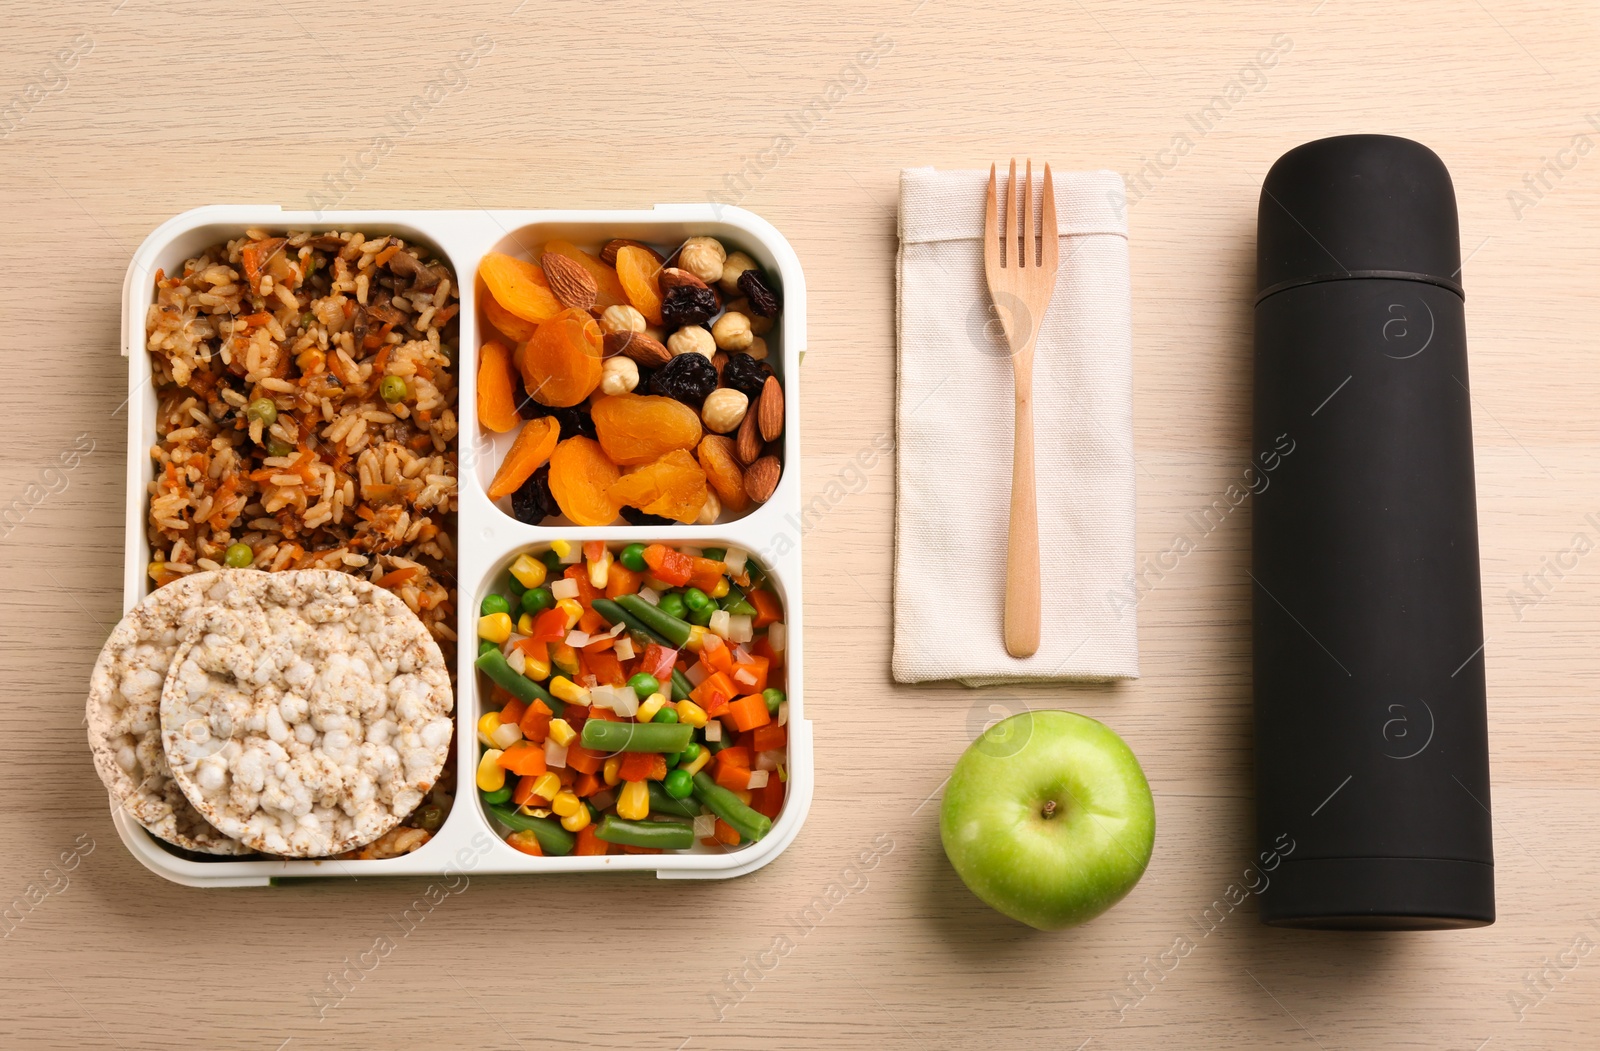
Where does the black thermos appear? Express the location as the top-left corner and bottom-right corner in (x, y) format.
(1252, 135), (1494, 929)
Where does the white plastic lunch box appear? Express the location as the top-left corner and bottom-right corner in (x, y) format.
(118, 205), (810, 886)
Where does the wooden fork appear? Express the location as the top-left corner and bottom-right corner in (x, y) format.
(985, 159), (1058, 658)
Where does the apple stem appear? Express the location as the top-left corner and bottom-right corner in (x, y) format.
(1041, 800), (1058, 819)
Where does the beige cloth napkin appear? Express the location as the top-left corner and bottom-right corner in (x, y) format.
(893, 167), (1138, 685)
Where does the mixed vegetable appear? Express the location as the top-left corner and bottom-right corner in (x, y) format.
(474, 540), (789, 856)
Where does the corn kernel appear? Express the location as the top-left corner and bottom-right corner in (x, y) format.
(509, 553), (547, 589)
(549, 539), (572, 559)
(517, 612), (535, 635)
(551, 641), (580, 674)
(685, 625), (706, 653)
(560, 805), (591, 832)
(547, 717), (577, 747)
(676, 699), (708, 728)
(682, 748), (712, 777)
(476, 749), (506, 792)
(588, 548), (612, 589)
(636, 693), (667, 723)
(478, 612), (512, 644)
(556, 598), (583, 629)
(528, 771), (561, 803)
(617, 780), (650, 821)
(522, 644), (551, 681)
(549, 677), (589, 706)
(551, 789), (580, 817)
(476, 711), (503, 745)
(603, 756), (623, 786)
(732, 788), (753, 806)
(711, 577), (729, 599)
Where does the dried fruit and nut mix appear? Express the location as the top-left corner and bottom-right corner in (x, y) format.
(473, 541), (790, 855)
(477, 235), (787, 525)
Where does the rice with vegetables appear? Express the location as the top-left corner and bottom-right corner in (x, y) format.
(143, 229), (459, 650)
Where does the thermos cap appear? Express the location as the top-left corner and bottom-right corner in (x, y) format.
(1255, 134), (1462, 303)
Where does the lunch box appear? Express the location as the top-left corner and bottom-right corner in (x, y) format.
(118, 204), (811, 886)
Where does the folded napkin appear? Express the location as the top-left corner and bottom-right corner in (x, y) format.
(893, 167), (1138, 685)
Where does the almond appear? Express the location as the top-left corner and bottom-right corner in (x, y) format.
(541, 252), (598, 312)
(602, 330), (670, 368)
(600, 238), (662, 267)
(758, 375), (784, 442)
(744, 456), (781, 503)
(659, 266), (709, 292)
(735, 409), (763, 465)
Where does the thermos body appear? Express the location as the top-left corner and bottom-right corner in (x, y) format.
(1252, 136), (1494, 929)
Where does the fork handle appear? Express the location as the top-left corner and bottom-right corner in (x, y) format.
(1005, 358), (1041, 658)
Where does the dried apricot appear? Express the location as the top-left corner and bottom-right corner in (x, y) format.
(589, 394), (703, 466)
(479, 253), (562, 324)
(548, 436), (622, 526)
(615, 245), (664, 325)
(543, 240), (627, 311)
(608, 450), (708, 524)
(697, 435), (749, 513)
(517, 308), (603, 408)
(487, 417), (560, 500)
(476, 339), (520, 433)
(482, 279), (539, 342)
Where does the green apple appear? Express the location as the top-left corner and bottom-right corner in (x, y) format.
(940, 710), (1155, 931)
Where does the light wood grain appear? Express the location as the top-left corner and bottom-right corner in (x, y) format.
(2, 1), (1599, 1047)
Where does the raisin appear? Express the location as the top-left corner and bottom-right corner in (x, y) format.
(661, 285), (719, 329)
(522, 400), (596, 440)
(721, 353), (774, 402)
(649, 351), (718, 408)
(620, 505), (674, 526)
(737, 269), (780, 316)
(511, 463), (558, 524)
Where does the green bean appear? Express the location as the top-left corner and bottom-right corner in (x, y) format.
(648, 779), (702, 818)
(615, 594), (693, 648)
(671, 669), (693, 702)
(474, 650), (563, 714)
(692, 771), (772, 843)
(594, 815), (695, 851)
(591, 598), (669, 647)
(486, 804), (575, 855)
(579, 719), (693, 754)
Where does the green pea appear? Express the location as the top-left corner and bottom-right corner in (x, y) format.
(507, 575), (528, 602)
(265, 437), (294, 458)
(520, 587), (554, 616)
(379, 375), (410, 403)
(619, 543), (648, 572)
(480, 593), (511, 617)
(652, 706), (679, 724)
(541, 550), (564, 575)
(684, 587), (713, 614)
(700, 547), (726, 561)
(246, 398), (278, 425)
(479, 640), (499, 657)
(763, 688), (785, 714)
(678, 741), (702, 765)
(658, 592), (687, 620)
(665, 750), (681, 769)
(663, 768), (694, 800)
(223, 542), (254, 568)
(585, 800), (603, 822)
(627, 673), (660, 700)
(481, 783), (513, 805)
(687, 604), (714, 627)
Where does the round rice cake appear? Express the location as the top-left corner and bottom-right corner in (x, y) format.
(86, 571), (252, 854)
(160, 569), (453, 858)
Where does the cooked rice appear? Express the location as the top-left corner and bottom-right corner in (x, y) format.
(143, 230), (459, 656)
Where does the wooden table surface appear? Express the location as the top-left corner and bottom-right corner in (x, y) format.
(4, 1), (1598, 1047)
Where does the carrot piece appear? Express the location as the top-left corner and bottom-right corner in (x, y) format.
(578, 607), (606, 635)
(690, 671), (736, 713)
(511, 774), (545, 806)
(715, 763), (753, 790)
(506, 829), (544, 856)
(566, 742), (603, 775)
(373, 566), (420, 589)
(584, 648), (625, 687)
(686, 557), (727, 593)
(753, 777), (786, 820)
(749, 588), (783, 629)
(498, 741), (547, 777)
(603, 564), (642, 598)
(554, 766), (575, 786)
(498, 698), (528, 726)
(700, 634), (734, 676)
(573, 771), (603, 798)
(725, 695), (771, 733)
(562, 703), (590, 731)
(714, 744), (750, 771)
(487, 417), (561, 500)
(575, 824), (610, 856)
(588, 706), (624, 722)
(751, 636), (783, 673)
(619, 752), (667, 782)
(518, 698), (553, 743)
(713, 818), (741, 846)
(642, 544), (693, 587)
(750, 722), (787, 753)
(562, 564), (603, 608)
(620, 843), (665, 854)
(477, 339), (521, 433)
(730, 656), (769, 695)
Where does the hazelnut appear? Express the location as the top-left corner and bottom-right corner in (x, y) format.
(725, 296), (773, 335)
(667, 325), (715, 359)
(678, 236), (727, 284)
(719, 251), (757, 295)
(700, 387), (749, 434)
(599, 356), (639, 396)
(711, 311), (754, 351)
(746, 336), (768, 361)
(696, 488), (722, 525)
(600, 304), (646, 335)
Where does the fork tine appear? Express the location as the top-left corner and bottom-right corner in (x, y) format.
(985, 163), (1000, 279)
(1039, 162), (1058, 274)
(1022, 158), (1033, 268)
(1005, 158), (1018, 269)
